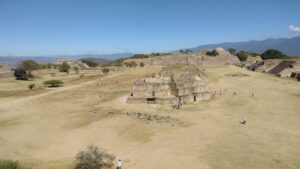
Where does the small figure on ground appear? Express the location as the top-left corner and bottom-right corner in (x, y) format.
(117, 159), (122, 169)
(240, 117), (247, 125)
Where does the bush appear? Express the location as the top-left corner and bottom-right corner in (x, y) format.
(74, 67), (79, 74)
(43, 80), (63, 87)
(131, 54), (149, 59)
(14, 60), (39, 79)
(102, 58), (125, 67)
(28, 83), (35, 90)
(102, 68), (109, 74)
(46, 63), (52, 69)
(52, 64), (60, 69)
(206, 50), (219, 56)
(81, 59), (99, 67)
(38, 64), (47, 69)
(0, 160), (19, 169)
(14, 68), (28, 80)
(139, 62), (145, 67)
(296, 74), (300, 81)
(179, 49), (193, 53)
(59, 62), (70, 73)
(237, 51), (249, 61)
(261, 49), (284, 60)
(228, 48), (237, 55)
(124, 61), (137, 68)
(75, 145), (115, 169)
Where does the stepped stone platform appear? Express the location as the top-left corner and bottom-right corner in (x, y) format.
(126, 65), (211, 105)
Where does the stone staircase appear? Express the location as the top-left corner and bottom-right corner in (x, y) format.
(247, 61), (264, 71)
(268, 61), (296, 76)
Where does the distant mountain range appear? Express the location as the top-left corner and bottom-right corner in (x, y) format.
(0, 53), (133, 68)
(190, 36), (300, 56)
(1, 36), (300, 68)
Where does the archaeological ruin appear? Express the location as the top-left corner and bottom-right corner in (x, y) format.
(126, 65), (211, 105)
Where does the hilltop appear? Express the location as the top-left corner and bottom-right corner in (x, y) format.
(190, 36), (300, 56)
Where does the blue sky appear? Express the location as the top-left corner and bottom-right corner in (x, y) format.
(0, 0), (299, 56)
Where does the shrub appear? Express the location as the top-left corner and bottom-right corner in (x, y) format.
(296, 74), (300, 81)
(75, 145), (115, 169)
(0, 160), (19, 169)
(52, 64), (60, 69)
(261, 49), (284, 60)
(28, 83), (35, 90)
(59, 62), (70, 73)
(139, 62), (145, 67)
(46, 63), (52, 69)
(102, 58), (125, 67)
(206, 50), (219, 56)
(179, 49), (193, 53)
(102, 68), (109, 74)
(14, 60), (39, 79)
(228, 48), (237, 55)
(74, 67), (79, 74)
(237, 51), (249, 61)
(14, 68), (28, 80)
(43, 80), (63, 87)
(131, 54), (149, 59)
(124, 61), (137, 68)
(81, 59), (99, 67)
(38, 64), (47, 69)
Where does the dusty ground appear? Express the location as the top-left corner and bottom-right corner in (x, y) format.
(0, 66), (299, 169)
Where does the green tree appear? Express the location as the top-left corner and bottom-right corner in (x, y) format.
(14, 68), (28, 80)
(19, 60), (39, 77)
(59, 62), (71, 73)
(237, 51), (249, 61)
(228, 48), (237, 55)
(131, 54), (149, 59)
(261, 49), (284, 60)
(206, 50), (219, 56)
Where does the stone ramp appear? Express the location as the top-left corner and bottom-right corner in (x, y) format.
(268, 61), (296, 76)
(247, 61), (264, 71)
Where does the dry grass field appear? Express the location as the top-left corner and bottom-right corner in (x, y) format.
(0, 66), (299, 169)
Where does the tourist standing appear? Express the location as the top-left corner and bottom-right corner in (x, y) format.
(117, 159), (122, 169)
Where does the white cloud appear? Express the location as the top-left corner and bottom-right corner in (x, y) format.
(289, 25), (300, 32)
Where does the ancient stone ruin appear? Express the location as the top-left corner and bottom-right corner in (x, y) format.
(123, 47), (240, 67)
(126, 65), (211, 105)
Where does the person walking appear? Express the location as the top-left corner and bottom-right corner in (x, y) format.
(117, 159), (122, 169)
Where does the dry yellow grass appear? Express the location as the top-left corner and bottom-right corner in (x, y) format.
(0, 66), (299, 169)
